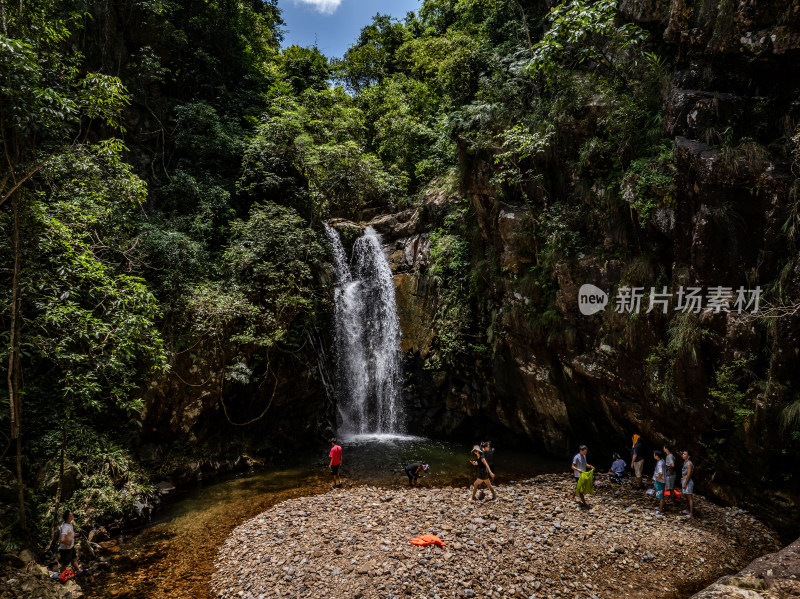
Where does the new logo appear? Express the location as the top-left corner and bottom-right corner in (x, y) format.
(578, 284), (608, 315)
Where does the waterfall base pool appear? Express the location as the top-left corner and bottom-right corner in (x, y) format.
(82, 437), (565, 598)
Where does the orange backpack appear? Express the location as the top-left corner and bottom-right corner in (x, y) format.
(59, 568), (75, 583)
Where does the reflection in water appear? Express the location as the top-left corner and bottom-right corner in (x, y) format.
(84, 438), (563, 599)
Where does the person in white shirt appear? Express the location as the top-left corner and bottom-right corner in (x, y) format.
(652, 451), (666, 515)
(663, 444), (679, 505)
(681, 449), (695, 519)
(59, 510), (81, 575)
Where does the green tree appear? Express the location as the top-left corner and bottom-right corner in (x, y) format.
(0, 1), (162, 538)
(335, 14), (407, 92)
(529, 0), (650, 83)
(281, 45), (331, 93)
(239, 89), (406, 221)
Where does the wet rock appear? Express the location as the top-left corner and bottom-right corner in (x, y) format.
(154, 480), (176, 495)
(691, 534), (800, 598)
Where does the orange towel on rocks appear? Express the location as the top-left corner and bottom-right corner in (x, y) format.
(409, 534), (445, 547)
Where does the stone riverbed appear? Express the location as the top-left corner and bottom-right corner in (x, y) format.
(212, 474), (779, 599)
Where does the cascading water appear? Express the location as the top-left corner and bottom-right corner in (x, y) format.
(324, 224), (404, 436)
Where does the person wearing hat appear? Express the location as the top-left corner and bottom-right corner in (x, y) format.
(404, 462), (429, 486)
(631, 433), (645, 489)
(469, 445), (496, 501)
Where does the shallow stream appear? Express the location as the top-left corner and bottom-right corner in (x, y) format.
(83, 436), (564, 598)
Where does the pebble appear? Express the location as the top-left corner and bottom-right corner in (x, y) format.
(211, 475), (778, 599)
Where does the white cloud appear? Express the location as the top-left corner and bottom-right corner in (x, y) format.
(293, 0), (342, 15)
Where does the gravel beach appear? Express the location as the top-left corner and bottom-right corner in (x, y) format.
(212, 474), (779, 599)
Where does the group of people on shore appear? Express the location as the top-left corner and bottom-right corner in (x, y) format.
(328, 434), (694, 518)
(327, 438), (499, 501)
(571, 434), (695, 518)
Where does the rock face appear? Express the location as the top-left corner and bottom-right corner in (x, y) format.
(212, 475), (779, 599)
(0, 564), (83, 599)
(136, 311), (334, 464)
(140, 331), (333, 448)
(369, 0), (800, 533)
(691, 535), (800, 598)
(126, 0), (799, 535)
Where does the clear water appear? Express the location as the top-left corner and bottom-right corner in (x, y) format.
(83, 437), (564, 599)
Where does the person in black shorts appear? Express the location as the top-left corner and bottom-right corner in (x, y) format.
(329, 439), (343, 487)
(469, 445), (496, 501)
(404, 463), (428, 486)
(58, 510), (82, 575)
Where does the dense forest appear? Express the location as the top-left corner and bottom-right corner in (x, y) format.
(1, 0), (799, 554)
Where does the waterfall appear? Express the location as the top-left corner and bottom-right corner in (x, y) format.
(324, 224), (404, 436)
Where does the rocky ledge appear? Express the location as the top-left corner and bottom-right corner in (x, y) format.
(691, 536), (800, 599)
(0, 563), (82, 599)
(212, 475), (779, 599)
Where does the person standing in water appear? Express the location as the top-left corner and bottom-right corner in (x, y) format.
(329, 438), (343, 487)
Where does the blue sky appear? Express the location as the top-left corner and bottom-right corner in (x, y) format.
(278, 0), (422, 59)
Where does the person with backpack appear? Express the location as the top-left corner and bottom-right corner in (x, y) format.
(58, 510), (82, 577)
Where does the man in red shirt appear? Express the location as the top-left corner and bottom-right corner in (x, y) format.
(329, 438), (343, 487)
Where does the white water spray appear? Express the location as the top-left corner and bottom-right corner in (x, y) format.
(324, 224), (404, 435)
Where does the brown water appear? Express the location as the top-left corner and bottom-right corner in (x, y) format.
(82, 436), (565, 598)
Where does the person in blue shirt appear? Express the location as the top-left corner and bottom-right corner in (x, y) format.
(608, 453), (627, 482)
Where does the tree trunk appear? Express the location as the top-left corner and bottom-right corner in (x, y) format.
(51, 407), (66, 551)
(7, 191), (26, 534)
